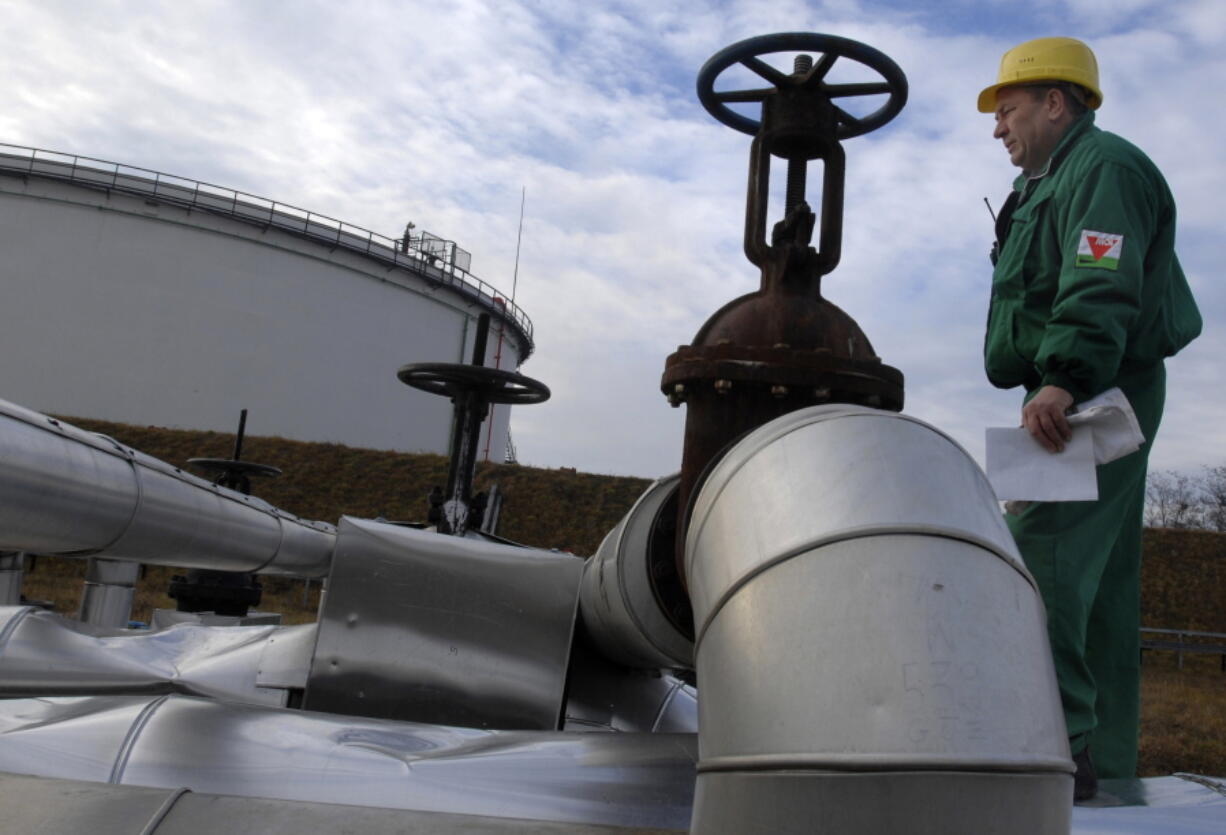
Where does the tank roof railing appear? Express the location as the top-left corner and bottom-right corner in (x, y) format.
(0, 143), (533, 357)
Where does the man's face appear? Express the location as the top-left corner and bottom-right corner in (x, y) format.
(992, 86), (1061, 173)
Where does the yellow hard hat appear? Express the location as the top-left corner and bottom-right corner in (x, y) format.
(977, 37), (1102, 113)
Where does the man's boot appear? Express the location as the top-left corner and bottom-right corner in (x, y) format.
(1073, 746), (1098, 801)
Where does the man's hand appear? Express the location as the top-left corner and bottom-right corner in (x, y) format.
(1022, 385), (1075, 452)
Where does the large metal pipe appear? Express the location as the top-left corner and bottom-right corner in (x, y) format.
(684, 405), (1073, 834)
(0, 398), (335, 577)
(579, 474), (693, 670)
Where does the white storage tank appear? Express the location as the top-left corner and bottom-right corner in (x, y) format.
(0, 144), (533, 459)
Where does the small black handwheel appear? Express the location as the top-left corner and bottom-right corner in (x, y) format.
(697, 32), (907, 140)
(397, 362), (551, 405)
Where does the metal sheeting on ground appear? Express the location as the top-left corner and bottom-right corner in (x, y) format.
(0, 606), (313, 706)
(1072, 775), (1226, 833)
(0, 694), (698, 830)
(0, 772), (682, 834)
(0, 731), (1222, 833)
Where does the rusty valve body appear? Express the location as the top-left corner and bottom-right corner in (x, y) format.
(661, 33), (908, 608)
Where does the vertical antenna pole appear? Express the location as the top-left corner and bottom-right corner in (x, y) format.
(511, 187), (525, 304)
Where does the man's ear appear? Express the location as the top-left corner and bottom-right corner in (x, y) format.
(1045, 88), (1066, 121)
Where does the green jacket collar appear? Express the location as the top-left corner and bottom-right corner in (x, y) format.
(1011, 111), (1097, 191)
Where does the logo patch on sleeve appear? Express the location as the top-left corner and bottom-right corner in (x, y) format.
(1075, 229), (1124, 270)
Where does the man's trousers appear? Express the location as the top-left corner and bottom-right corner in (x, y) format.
(1007, 364), (1165, 779)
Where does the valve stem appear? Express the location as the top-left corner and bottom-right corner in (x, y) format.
(785, 55), (815, 214)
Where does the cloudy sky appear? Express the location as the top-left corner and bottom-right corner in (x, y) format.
(1, 0), (1221, 479)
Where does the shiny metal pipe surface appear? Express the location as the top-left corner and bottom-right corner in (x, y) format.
(0, 694), (697, 830)
(685, 405), (1072, 834)
(579, 474), (693, 670)
(78, 558), (140, 627)
(0, 606), (312, 706)
(0, 398), (335, 576)
(563, 636), (697, 733)
(564, 671), (697, 734)
(306, 518), (584, 729)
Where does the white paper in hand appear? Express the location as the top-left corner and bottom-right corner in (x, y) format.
(1066, 387), (1145, 465)
(985, 425), (1098, 502)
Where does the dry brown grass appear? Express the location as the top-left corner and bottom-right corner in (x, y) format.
(1139, 652), (1226, 777)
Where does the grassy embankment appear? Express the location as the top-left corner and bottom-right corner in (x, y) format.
(16, 417), (1226, 778)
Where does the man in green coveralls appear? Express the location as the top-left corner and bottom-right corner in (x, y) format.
(978, 37), (1201, 799)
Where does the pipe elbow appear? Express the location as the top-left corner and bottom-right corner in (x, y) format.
(686, 405), (1072, 834)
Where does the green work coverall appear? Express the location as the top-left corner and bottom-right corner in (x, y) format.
(985, 112), (1201, 778)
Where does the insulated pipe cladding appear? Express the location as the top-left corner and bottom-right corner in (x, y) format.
(685, 405), (1073, 835)
(579, 474), (694, 670)
(0, 398), (335, 577)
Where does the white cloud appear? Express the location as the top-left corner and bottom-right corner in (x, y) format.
(1, 0), (1221, 481)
